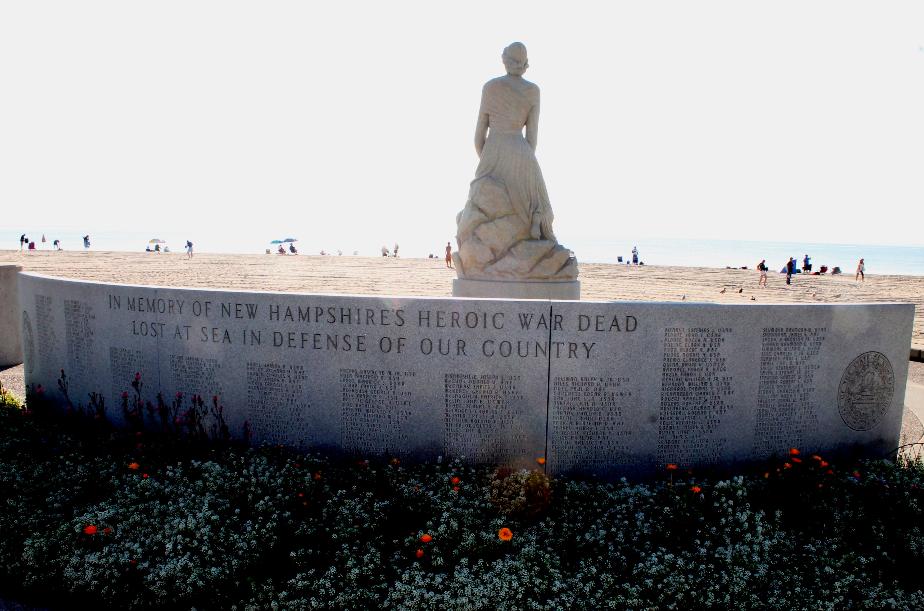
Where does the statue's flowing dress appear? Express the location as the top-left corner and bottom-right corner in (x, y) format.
(474, 77), (556, 241)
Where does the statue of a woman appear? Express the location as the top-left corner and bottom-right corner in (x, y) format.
(454, 42), (577, 282)
(474, 42), (555, 241)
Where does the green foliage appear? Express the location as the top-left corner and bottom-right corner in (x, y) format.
(1, 402), (924, 609)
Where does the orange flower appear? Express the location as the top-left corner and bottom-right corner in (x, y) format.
(498, 527), (513, 541)
(791, 457), (802, 464)
(666, 463), (679, 471)
(142, 473), (149, 479)
(452, 486), (460, 492)
(825, 469), (834, 475)
(127, 462), (140, 470)
(783, 462), (792, 469)
(690, 485), (702, 494)
(811, 455), (822, 462)
(420, 533), (433, 543)
(789, 448), (800, 456)
(450, 476), (460, 485)
(763, 472), (770, 479)
(415, 548), (424, 559)
(83, 525), (98, 535)
(313, 471), (322, 481)
(390, 457), (401, 466)
(536, 457), (546, 465)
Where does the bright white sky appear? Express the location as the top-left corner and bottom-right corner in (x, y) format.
(1, 0), (923, 253)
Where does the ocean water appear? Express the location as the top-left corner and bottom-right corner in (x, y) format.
(3, 229), (923, 277)
(570, 238), (924, 277)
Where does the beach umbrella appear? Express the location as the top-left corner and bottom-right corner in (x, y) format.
(270, 240), (284, 244)
(149, 238), (166, 244)
(283, 238), (298, 242)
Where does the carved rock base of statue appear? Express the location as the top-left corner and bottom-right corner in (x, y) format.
(453, 176), (579, 298)
(453, 278), (580, 300)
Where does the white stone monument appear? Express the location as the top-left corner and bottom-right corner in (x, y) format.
(453, 43), (580, 300)
(17, 272), (914, 478)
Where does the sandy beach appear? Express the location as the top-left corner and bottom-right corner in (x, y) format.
(2, 249), (922, 347)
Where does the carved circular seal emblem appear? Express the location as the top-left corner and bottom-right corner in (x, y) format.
(837, 351), (894, 431)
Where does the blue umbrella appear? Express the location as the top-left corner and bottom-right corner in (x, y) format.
(283, 238), (298, 242)
(270, 240), (284, 244)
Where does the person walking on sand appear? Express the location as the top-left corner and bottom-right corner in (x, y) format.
(786, 257), (795, 285)
(186, 240), (194, 259)
(856, 258), (865, 282)
(445, 242), (453, 268)
(82, 235), (90, 250)
(757, 259), (768, 287)
(19, 234), (26, 251)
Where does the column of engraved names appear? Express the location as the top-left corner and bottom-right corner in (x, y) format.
(64, 299), (95, 381)
(551, 376), (634, 471)
(110, 347), (143, 404)
(658, 327), (734, 466)
(246, 362), (312, 446)
(444, 373), (525, 462)
(35, 294), (57, 371)
(340, 369), (415, 454)
(169, 355), (221, 398)
(752, 327), (826, 457)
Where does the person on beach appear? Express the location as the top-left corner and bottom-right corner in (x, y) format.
(289, 243), (298, 254)
(632, 246), (639, 265)
(19, 234), (26, 250)
(186, 240), (194, 258)
(856, 258), (865, 281)
(786, 257), (795, 285)
(802, 254), (811, 273)
(757, 259), (768, 286)
(445, 242), (453, 268)
(53, 239), (60, 250)
(381, 245), (389, 257)
(82, 235), (90, 250)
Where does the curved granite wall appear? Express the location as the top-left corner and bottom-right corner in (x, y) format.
(18, 272), (914, 477)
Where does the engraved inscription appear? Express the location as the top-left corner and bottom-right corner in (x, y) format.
(340, 369), (416, 454)
(753, 327), (826, 456)
(110, 347), (144, 403)
(444, 373), (526, 462)
(838, 351), (894, 431)
(551, 376), (635, 472)
(22, 311), (35, 376)
(658, 327), (734, 466)
(168, 355), (222, 398)
(246, 362), (313, 446)
(64, 299), (95, 381)
(35, 294), (56, 370)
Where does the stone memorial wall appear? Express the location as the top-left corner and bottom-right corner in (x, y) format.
(18, 272), (914, 478)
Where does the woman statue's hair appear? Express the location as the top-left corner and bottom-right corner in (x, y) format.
(502, 42), (527, 61)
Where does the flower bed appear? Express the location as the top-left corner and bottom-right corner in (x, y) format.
(1, 388), (924, 609)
